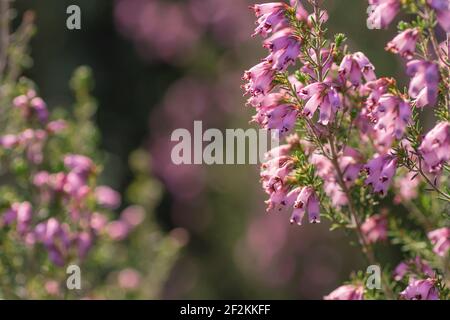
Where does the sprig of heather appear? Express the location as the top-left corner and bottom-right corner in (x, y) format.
(243, 0), (449, 300)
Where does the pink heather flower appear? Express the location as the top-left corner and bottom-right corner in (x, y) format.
(77, 231), (93, 260)
(118, 268), (141, 290)
(33, 171), (50, 187)
(250, 93), (299, 134)
(120, 205), (145, 227)
(1, 207), (17, 226)
(46, 120), (67, 134)
(394, 171), (420, 203)
(63, 171), (90, 200)
(364, 154), (397, 196)
(13, 91), (49, 123)
(340, 147), (363, 183)
(263, 28), (301, 71)
(243, 61), (276, 97)
(106, 220), (130, 241)
(0, 134), (19, 149)
(339, 52), (376, 86)
(361, 213), (388, 244)
(95, 186), (122, 210)
(428, 0), (450, 32)
(394, 256), (434, 281)
(64, 154), (94, 176)
(49, 172), (66, 192)
(367, 0), (400, 29)
(15, 202), (33, 236)
(400, 278), (439, 300)
(406, 60), (439, 108)
(289, 186), (320, 225)
(35, 218), (71, 266)
(324, 284), (364, 300)
(250, 2), (289, 37)
(299, 82), (341, 125)
(264, 144), (292, 160)
(260, 155), (294, 211)
(311, 153), (348, 207)
(90, 212), (108, 233)
(44, 280), (60, 296)
(370, 94), (411, 141)
(311, 147), (361, 207)
(361, 77), (394, 109)
(290, 0), (309, 22)
(427, 227), (450, 257)
(16, 129), (47, 164)
(385, 28), (419, 59)
(418, 122), (450, 173)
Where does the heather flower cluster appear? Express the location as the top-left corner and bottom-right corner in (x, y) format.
(243, 0), (449, 300)
(0, 9), (182, 299)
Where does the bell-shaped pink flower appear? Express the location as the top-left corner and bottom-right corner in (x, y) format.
(361, 77), (394, 110)
(406, 60), (439, 108)
(394, 256), (434, 281)
(418, 122), (450, 173)
(324, 284), (364, 300)
(364, 154), (397, 196)
(400, 278), (439, 300)
(394, 171), (420, 203)
(77, 231), (93, 260)
(370, 94), (412, 141)
(311, 155), (345, 207)
(0, 134), (19, 149)
(250, 2), (289, 37)
(290, 186), (320, 225)
(367, 0), (400, 29)
(260, 155), (294, 211)
(428, 0), (450, 32)
(16, 202), (33, 236)
(13, 90), (49, 123)
(299, 82), (341, 125)
(427, 227), (450, 257)
(35, 218), (72, 266)
(361, 213), (388, 244)
(242, 61), (276, 97)
(385, 28), (419, 59)
(64, 154), (95, 176)
(250, 93), (299, 134)
(95, 186), (122, 210)
(263, 28), (301, 71)
(339, 52), (376, 86)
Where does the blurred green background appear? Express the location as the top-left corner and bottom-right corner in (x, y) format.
(13, 0), (406, 299)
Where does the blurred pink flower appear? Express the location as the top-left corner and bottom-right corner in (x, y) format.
(361, 213), (388, 244)
(400, 278), (439, 300)
(44, 280), (60, 296)
(324, 284), (364, 300)
(419, 122), (450, 174)
(95, 186), (122, 210)
(118, 268), (141, 290)
(120, 205), (145, 227)
(394, 256), (434, 281)
(428, 227), (450, 257)
(106, 220), (130, 241)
